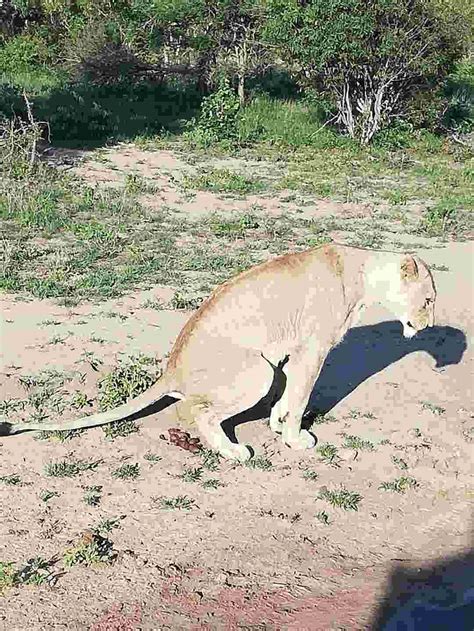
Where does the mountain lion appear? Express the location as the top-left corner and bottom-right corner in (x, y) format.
(0, 244), (436, 461)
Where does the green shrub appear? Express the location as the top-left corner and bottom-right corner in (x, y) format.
(186, 80), (240, 147)
(264, 0), (471, 143)
(444, 54), (474, 132)
(0, 35), (50, 75)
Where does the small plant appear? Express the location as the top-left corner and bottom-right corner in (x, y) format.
(201, 478), (225, 490)
(308, 412), (338, 425)
(179, 467), (204, 483)
(14, 557), (53, 586)
(95, 517), (124, 535)
(70, 391), (91, 410)
(0, 474), (22, 485)
(36, 428), (83, 442)
(316, 443), (341, 467)
(124, 173), (147, 195)
(89, 334), (106, 344)
(346, 409), (376, 420)
(98, 357), (158, 416)
(200, 449), (221, 472)
(379, 476), (418, 493)
(245, 456), (273, 471)
(39, 489), (60, 503)
(429, 264), (449, 272)
(421, 401), (446, 415)
(0, 562), (16, 593)
(63, 531), (116, 567)
(318, 487), (362, 511)
(102, 420), (139, 440)
(170, 292), (203, 310)
(341, 434), (375, 451)
(79, 351), (103, 371)
(141, 299), (164, 310)
(112, 463), (140, 480)
(155, 495), (196, 511)
(143, 452), (162, 464)
(0, 398), (27, 415)
(391, 455), (409, 470)
(419, 202), (458, 237)
(302, 469), (319, 481)
(44, 459), (100, 478)
(316, 510), (330, 525)
(83, 485), (102, 507)
(186, 80), (240, 147)
(48, 334), (68, 345)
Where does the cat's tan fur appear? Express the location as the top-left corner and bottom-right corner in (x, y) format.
(0, 244), (436, 460)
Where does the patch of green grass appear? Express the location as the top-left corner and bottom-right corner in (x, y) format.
(316, 443), (341, 467)
(170, 291), (204, 310)
(70, 391), (91, 410)
(201, 478), (225, 490)
(245, 456), (273, 471)
(379, 476), (418, 493)
(182, 168), (265, 195)
(341, 434), (375, 451)
(318, 487), (362, 511)
(94, 517), (124, 535)
(44, 459), (100, 478)
(382, 188), (408, 205)
(429, 264), (449, 272)
(179, 467), (204, 483)
(302, 469), (319, 481)
(89, 334), (106, 344)
(102, 420), (139, 440)
(47, 333), (68, 345)
(39, 319), (62, 326)
(143, 452), (162, 464)
(111, 463), (140, 480)
(36, 428), (84, 442)
(308, 412), (338, 425)
(237, 95), (342, 150)
(0, 398), (27, 415)
(141, 298), (165, 310)
(346, 409), (376, 420)
(98, 357), (159, 423)
(200, 449), (221, 472)
(155, 495), (196, 510)
(83, 485), (102, 507)
(12, 557), (54, 586)
(39, 489), (60, 502)
(207, 212), (261, 239)
(421, 401), (446, 415)
(0, 474), (22, 485)
(124, 173), (150, 195)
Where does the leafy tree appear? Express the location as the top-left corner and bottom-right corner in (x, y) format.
(264, 0), (471, 143)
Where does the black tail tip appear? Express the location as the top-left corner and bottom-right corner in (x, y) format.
(0, 421), (15, 436)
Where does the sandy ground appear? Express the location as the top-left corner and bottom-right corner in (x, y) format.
(1, 147), (473, 630)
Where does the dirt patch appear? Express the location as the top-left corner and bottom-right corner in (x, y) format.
(71, 145), (371, 220)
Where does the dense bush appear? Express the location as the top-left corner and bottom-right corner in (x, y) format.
(0, 0), (472, 146)
(263, 0), (471, 143)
